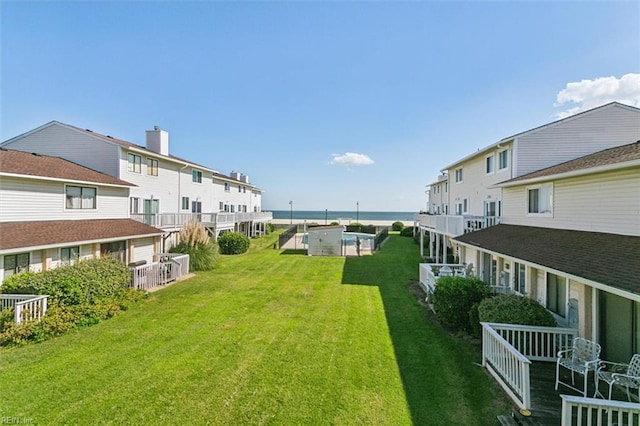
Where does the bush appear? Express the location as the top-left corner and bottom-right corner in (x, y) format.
(330, 221), (339, 226)
(478, 294), (557, 327)
(1, 257), (132, 305)
(399, 226), (415, 237)
(432, 276), (489, 332)
(217, 232), (251, 255)
(392, 221), (404, 231)
(266, 223), (276, 234)
(169, 241), (218, 271)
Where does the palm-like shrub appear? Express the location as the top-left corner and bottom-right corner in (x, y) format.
(169, 221), (218, 271)
(218, 232), (250, 255)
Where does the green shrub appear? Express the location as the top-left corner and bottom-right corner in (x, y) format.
(266, 223), (276, 234)
(478, 294), (557, 327)
(392, 221), (404, 231)
(217, 232), (251, 255)
(432, 276), (489, 332)
(399, 226), (415, 237)
(330, 221), (339, 226)
(169, 241), (218, 271)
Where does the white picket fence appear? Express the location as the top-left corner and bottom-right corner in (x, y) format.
(481, 322), (577, 410)
(561, 395), (640, 425)
(0, 294), (49, 324)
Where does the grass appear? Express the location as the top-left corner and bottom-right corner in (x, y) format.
(0, 233), (511, 424)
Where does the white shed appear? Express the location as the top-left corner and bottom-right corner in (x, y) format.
(307, 225), (344, 256)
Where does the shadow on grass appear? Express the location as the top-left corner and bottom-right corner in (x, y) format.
(341, 235), (506, 424)
(279, 249), (308, 256)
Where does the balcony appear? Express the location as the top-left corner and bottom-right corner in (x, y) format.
(414, 213), (500, 237)
(131, 211), (273, 230)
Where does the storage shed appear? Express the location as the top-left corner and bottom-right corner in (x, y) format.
(306, 225), (344, 256)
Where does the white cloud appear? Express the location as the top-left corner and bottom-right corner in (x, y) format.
(330, 152), (375, 166)
(554, 73), (640, 118)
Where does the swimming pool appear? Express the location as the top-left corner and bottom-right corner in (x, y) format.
(301, 232), (375, 245)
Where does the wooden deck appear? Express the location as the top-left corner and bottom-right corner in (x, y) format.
(501, 362), (639, 425)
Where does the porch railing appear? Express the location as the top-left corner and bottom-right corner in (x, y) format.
(129, 254), (189, 291)
(415, 214), (500, 237)
(560, 395), (640, 426)
(0, 294), (49, 324)
(131, 211), (272, 229)
(418, 263), (468, 297)
(481, 322), (578, 410)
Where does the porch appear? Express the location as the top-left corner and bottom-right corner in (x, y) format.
(415, 213), (500, 237)
(483, 323), (640, 425)
(129, 253), (190, 291)
(130, 211), (272, 236)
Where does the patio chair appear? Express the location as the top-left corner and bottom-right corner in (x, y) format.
(555, 337), (601, 397)
(594, 354), (640, 402)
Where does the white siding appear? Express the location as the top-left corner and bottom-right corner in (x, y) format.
(515, 105), (640, 177)
(1, 123), (121, 177)
(132, 237), (156, 264)
(502, 167), (640, 236)
(0, 176), (129, 222)
(212, 177), (260, 213)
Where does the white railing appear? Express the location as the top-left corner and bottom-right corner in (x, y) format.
(561, 395), (640, 426)
(0, 294), (48, 324)
(129, 254), (189, 291)
(131, 212), (272, 229)
(488, 323), (577, 361)
(415, 214), (500, 237)
(418, 263), (468, 296)
(481, 322), (578, 410)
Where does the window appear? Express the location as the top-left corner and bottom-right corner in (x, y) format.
(224, 182), (230, 192)
(3, 253), (29, 279)
(100, 241), (126, 263)
(192, 201), (202, 213)
(547, 273), (567, 318)
(445, 182), (448, 192)
(455, 168), (463, 183)
(463, 198), (468, 214)
(219, 201), (224, 211)
(455, 202), (462, 215)
(181, 197), (189, 210)
(130, 197), (140, 214)
(498, 150), (509, 170)
(514, 263), (526, 294)
(527, 184), (553, 215)
(230, 205), (235, 213)
(243, 187), (246, 193)
(127, 153), (141, 173)
(192, 170), (202, 183)
(61, 246), (80, 266)
(147, 158), (158, 176)
(66, 185), (96, 209)
(486, 156), (494, 174)
(238, 185), (242, 193)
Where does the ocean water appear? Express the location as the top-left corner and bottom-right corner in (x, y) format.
(270, 210), (417, 222)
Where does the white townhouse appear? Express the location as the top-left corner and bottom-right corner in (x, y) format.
(453, 142), (640, 363)
(417, 102), (640, 261)
(0, 121), (271, 239)
(425, 173), (449, 215)
(0, 149), (163, 284)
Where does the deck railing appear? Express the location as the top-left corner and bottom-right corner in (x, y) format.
(418, 263), (468, 297)
(481, 322), (578, 410)
(131, 211), (272, 229)
(0, 294), (49, 324)
(129, 254), (189, 291)
(415, 214), (500, 237)
(560, 395), (640, 426)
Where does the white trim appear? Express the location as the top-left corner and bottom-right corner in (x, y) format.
(0, 232), (162, 255)
(0, 172), (134, 188)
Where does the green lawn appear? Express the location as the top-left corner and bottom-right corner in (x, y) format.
(0, 233), (511, 424)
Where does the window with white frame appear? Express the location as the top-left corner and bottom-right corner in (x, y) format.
(455, 202), (462, 215)
(463, 198), (468, 214)
(455, 168), (463, 183)
(219, 201), (224, 211)
(486, 156), (494, 174)
(445, 182), (448, 192)
(192, 170), (202, 183)
(61, 246), (80, 266)
(547, 272), (567, 318)
(498, 150), (509, 170)
(130, 197), (140, 214)
(238, 185), (242, 193)
(66, 185), (96, 209)
(224, 182), (230, 192)
(527, 184), (553, 215)
(514, 263), (526, 294)
(147, 158), (158, 176)
(181, 197), (189, 210)
(3, 253), (29, 279)
(127, 153), (141, 173)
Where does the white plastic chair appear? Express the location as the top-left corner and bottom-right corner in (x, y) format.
(555, 337), (601, 397)
(595, 354), (640, 401)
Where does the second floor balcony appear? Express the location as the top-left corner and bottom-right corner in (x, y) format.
(131, 211), (273, 230)
(415, 213), (500, 237)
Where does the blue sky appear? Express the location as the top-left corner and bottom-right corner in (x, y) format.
(2, 1), (639, 212)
